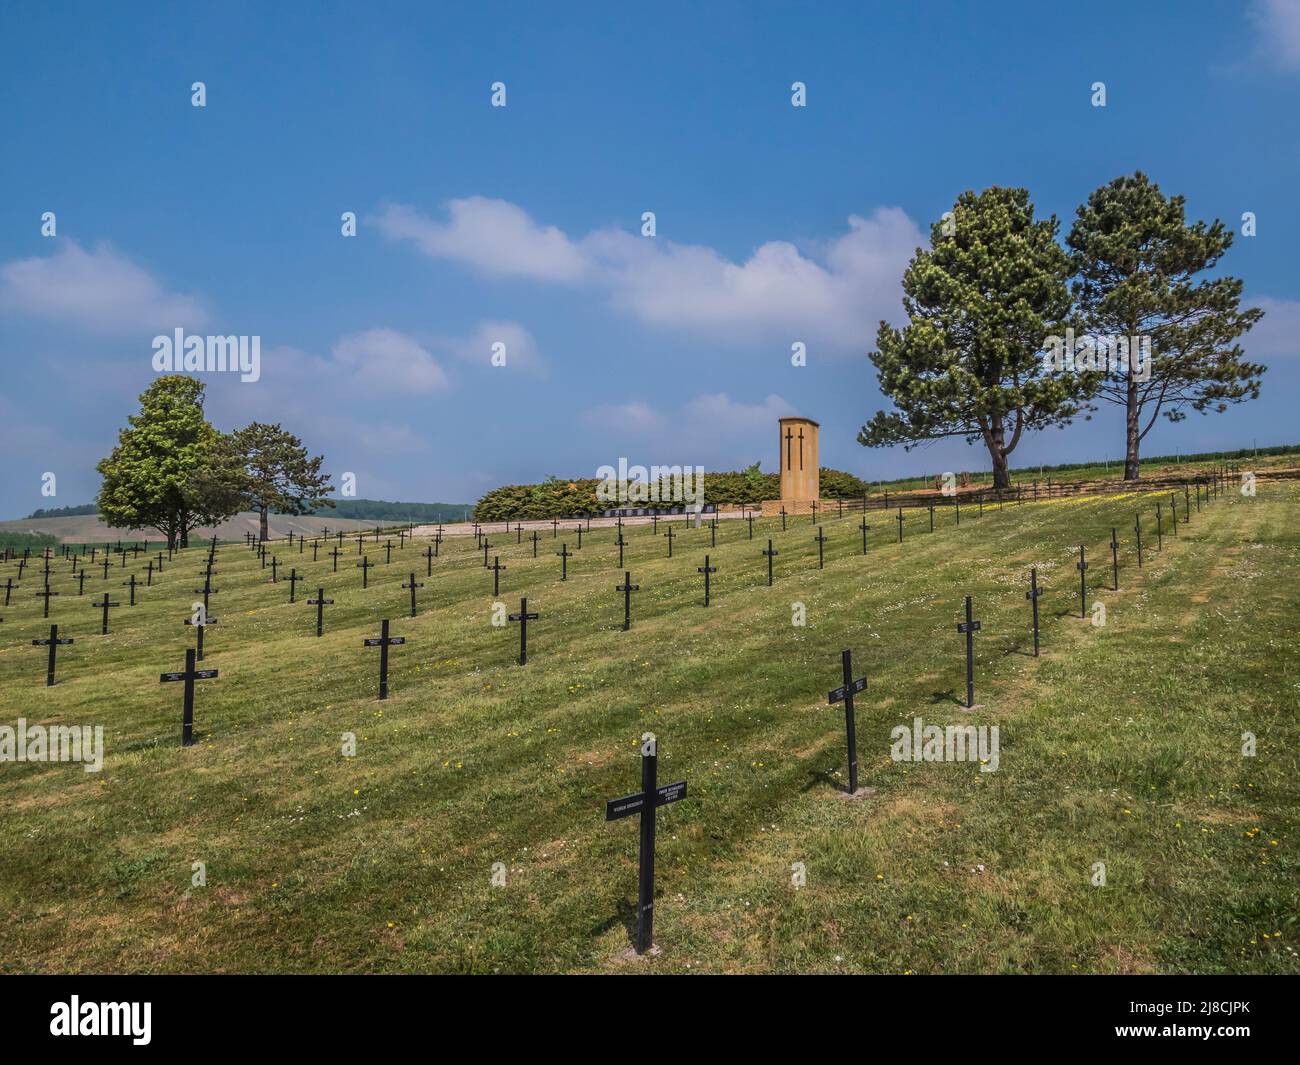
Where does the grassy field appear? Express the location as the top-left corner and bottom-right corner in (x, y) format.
(0, 479), (1296, 973)
(0, 510), (382, 547)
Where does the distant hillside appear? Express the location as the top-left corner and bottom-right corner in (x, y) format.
(299, 499), (470, 523)
(0, 511), (382, 546)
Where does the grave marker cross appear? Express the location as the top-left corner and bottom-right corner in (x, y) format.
(762, 539), (778, 586)
(604, 737), (688, 955)
(2, 577), (16, 607)
(1110, 528), (1120, 591)
(160, 648), (218, 746)
(32, 623), (73, 686)
(507, 597), (539, 665)
(307, 589), (333, 637)
(896, 508), (905, 543)
(859, 517), (870, 555)
(121, 572), (140, 606)
(363, 619), (407, 700)
(489, 556), (506, 596)
(184, 611), (217, 661)
(557, 543), (571, 581)
(617, 571), (640, 631)
(356, 555), (374, 589)
(287, 568), (304, 603)
(956, 595), (982, 709)
(93, 593), (119, 635)
(34, 582), (59, 618)
(664, 525), (675, 558)
(1026, 569), (1043, 657)
(814, 530), (827, 570)
(697, 554), (717, 606)
(330, 545), (342, 573)
(1076, 544), (1089, 618)
(1135, 513), (1144, 568)
(423, 544), (436, 577)
(403, 572), (425, 616)
(827, 649), (868, 794)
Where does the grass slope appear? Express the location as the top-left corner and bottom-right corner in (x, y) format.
(0, 482), (1296, 973)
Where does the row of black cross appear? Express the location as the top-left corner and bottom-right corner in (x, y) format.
(4, 477), (1231, 955)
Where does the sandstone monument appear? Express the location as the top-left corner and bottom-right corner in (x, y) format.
(762, 416), (820, 515)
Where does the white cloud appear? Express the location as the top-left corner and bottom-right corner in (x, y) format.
(1245, 296), (1300, 357)
(682, 392), (796, 432)
(378, 197), (922, 351)
(0, 240), (208, 336)
(374, 198), (587, 282)
(586, 401), (666, 432)
(449, 320), (546, 375)
(331, 328), (450, 393)
(1250, 0), (1300, 70)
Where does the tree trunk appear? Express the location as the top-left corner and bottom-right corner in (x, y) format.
(260, 504), (269, 542)
(1123, 369), (1141, 480)
(986, 421), (1012, 489)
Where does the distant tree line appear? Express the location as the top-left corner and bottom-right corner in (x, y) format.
(473, 467), (871, 521)
(297, 499), (468, 523)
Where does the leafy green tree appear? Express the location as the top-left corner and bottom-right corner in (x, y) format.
(96, 376), (244, 548)
(1067, 172), (1265, 480)
(859, 186), (1093, 489)
(232, 422), (333, 541)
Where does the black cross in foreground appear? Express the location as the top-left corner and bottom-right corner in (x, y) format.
(357, 555), (374, 588)
(330, 545), (342, 572)
(697, 555), (717, 606)
(308, 588), (333, 637)
(93, 594), (119, 635)
(814, 530), (827, 569)
(604, 735), (688, 956)
(859, 517), (870, 555)
(184, 609), (217, 661)
(287, 568), (305, 603)
(617, 571), (640, 631)
(556, 543), (571, 581)
(896, 507), (905, 543)
(1076, 544), (1088, 619)
(530, 530), (540, 558)
(1025, 568), (1043, 657)
(423, 544), (436, 576)
(663, 525), (675, 558)
(3, 577), (17, 606)
(403, 572), (425, 616)
(508, 597), (539, 665)
(762, 539), (778, 585)
(161, 648), (218, 746)
(956, 595), (982, 709)
(1135, 512), (1143, 568)
(827, 648), (868, 795)
(121, 572), (139, 606)
(1110, 528), (1120, 591)
(363, 619), (407, 700)
(32, 624), (73, 686)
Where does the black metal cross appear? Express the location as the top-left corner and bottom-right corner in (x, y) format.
(1026, 568), (1043, 657)
(1135, 512), (1143, 568)
(403, 572), (424, 616)
(530, 530), (540, 558)
(286, 567), (304, 603)
(1170, 495), (1179, 535)
(93, 593), (119, 635)
(1076, 544), (1088, 619)
(192, 579), (218, 614)
(489, 556), (506, 596)
(551, 517), (559, 538)
(956, 595), (982, 708)
(827, 648), (868, 795)
(32, 623), (73, 686)
(363, 619), (406, 700)
(482, 537), (491, 568)
(697, 554), (717, 606)
(616, 533), (626, 568)
(604, 736), (688, 955)
(119, 572), (140, 606)
(2, 577), (15, 606)
(617, 571), (640, 631)
(384, 540), (395, 564)
(508, 597), (539, 665)
(34, 581), (59, 618)
(270, 555), (279, 583)
(307, 588), (333, 637)
(557, 543), (571, 581)
(746, 513), (754, 540)
(330, 545), (342, 572)
(814, 530), (827, 569)
(1110, 528), (1119, 591)
(859, 516), (870, 555)
(780, 505), (788, 531)
(762, 539), (778, 586)
(357, 555), (374, 588)
(76, 570), (87, 596)
(184, 610), (217, 661)
(1155, 503), (1164, 550)
(709, 519), (716, 548)
(160, 648), (218, 746)
(99, 557), (110, 580)
(896, 507), (904, 543)
(575, 526), (583, 550)
(664, 525), (675, 558)
(810, 499), (819, 525)
(145, 560), (154, 588)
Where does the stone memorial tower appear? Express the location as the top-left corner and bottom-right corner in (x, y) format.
(763, 416), (820, 515)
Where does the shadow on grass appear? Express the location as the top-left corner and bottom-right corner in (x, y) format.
(929, 687), (961, 707)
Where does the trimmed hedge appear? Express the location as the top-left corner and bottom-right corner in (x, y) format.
(473, 468), (872, 521)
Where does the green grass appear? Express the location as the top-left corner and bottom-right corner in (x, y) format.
(0, 482), (1296, 973)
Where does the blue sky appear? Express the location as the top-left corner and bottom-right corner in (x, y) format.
(1, 0), (1297, 518)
